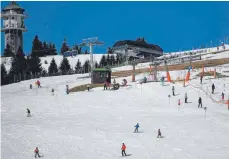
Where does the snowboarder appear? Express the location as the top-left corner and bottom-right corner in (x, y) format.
(51, 88), (54, 95)
(157, 129), (162, 138)
(185, 93), (188, 103)
(87, 84), (90, 91)
(66, 85), (69, 94)
(121, 143), (127, 156)
(34, 147), (41, 158)
(134, 123), (139, 133)
(27, 108), (31, 117)
(198, 97), (202, 108)
(212, 84), (215, 94)
(37, 80), (41, 88)
(30, 84), (32, 89)
(222, 92), (225, 100)
(172, 86), (175, 96)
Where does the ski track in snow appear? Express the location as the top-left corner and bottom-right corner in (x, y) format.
(1, 72), (229, 159)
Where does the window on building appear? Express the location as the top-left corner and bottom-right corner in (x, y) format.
(12, 17), (14, 19)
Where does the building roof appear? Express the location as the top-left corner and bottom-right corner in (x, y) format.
(2, 1), (25, 12)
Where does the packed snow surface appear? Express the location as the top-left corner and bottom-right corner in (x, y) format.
(1, 70), (229, 159)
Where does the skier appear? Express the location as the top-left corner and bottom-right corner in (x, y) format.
(134, 123), (139, 133)
(157, 129), (162, 138)
(212, 84), (215, 94)
(34, 147), (41, 158)
(87, 84), (90, 91)
(37, 80), (41, 88)
(66, 85), (69, 94)
(27, 108), (31, 117)
(121, 143), (127, 156)
(198, 97), (202, 108)
(51, 88), (54, 95)
(222, 92), (225, 100)
(185, 93), (188, 103)
(30, 84), (32, 89)
(172, 86), (175, 96)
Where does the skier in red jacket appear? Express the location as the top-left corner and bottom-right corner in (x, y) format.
(121, 143), (127, 156)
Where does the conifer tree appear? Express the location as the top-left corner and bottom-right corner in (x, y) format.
(59, 57), (71, 74)
(99, 55), (106, 67)
(48, 58), (58, 74)
(75, 59), (82, 73)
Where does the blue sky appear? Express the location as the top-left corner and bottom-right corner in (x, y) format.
(1, 1), (229, 55)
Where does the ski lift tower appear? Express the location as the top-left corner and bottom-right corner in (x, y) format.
(79, 37), (104, 83)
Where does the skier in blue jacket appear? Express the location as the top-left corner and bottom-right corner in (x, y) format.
(134, 123), (140, 133)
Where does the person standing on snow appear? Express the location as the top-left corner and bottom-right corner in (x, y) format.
(185, 93), (188, 103)
(172, 86), (175, 96)
(121, 143), (127, 156)
(222, 92), (225, 100)
(157, 129), (162, 138)
(134, 123), (140, 133)
(34, 147), (41, 158)
(212, 84), (215, 94)
(30, 84), (33, 89)
(66, 85), (69, 94)
(113, 79), (116, 84)
(87, 84), (90, 91)
(27, 108), (31, 117)
(51, 88), (54, 96)
(198, 97), (202, 108)
(200, 74), (203, 84)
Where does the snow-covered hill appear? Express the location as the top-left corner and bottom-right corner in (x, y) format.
(1, 65), (229, 159)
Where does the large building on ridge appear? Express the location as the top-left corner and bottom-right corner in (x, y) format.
(111, 38), (163, 60)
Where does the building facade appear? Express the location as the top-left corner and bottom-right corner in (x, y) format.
(1, 1), (27, 55)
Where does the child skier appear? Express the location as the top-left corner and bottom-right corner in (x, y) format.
(198, 97), (202, 108)
(212, 84), (215, 94)
(185, 93), (188, 103)
(157, 129), (162, 138)
(134, 123), (139, 133)
(34, 147), (41, 158)
(27, 108), (31, 117)
(172, 86), (175, 96)
(121, 143), (127, 156)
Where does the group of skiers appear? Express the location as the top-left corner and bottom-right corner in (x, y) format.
(29, 80), (41, 89)
(120, 123), (162, 157)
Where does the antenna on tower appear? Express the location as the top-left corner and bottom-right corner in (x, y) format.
(78, 37), (104, 84)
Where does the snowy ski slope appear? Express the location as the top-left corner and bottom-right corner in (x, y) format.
(1, 67), (229, 159)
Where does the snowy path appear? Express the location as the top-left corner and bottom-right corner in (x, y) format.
(1, 75), (229, 159)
